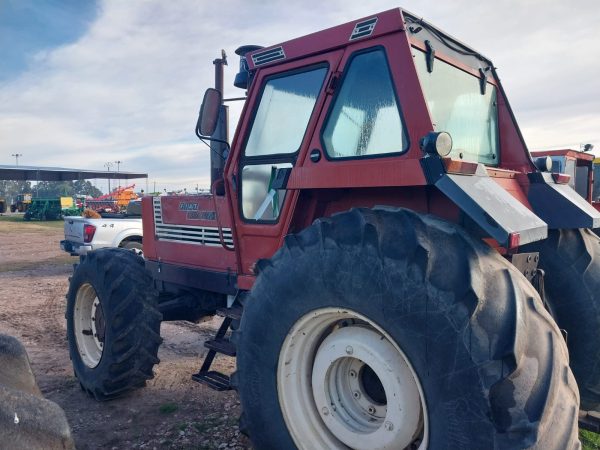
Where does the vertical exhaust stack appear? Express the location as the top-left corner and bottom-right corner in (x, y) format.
(210, 51), (228, 189)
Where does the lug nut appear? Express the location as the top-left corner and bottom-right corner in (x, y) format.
(368, 406), (376, 414)
(353, 391), (361, 399)
(345, 346), (354, 355)
(349, 370), (357, 378)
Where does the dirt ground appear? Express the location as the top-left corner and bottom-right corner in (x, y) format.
(0, 215), (250, 449)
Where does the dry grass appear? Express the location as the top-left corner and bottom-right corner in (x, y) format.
(0, 254), (76, 273)
(0, 214), (64, 232)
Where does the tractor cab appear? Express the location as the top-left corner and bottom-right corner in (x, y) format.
(531, 148), (600, 208)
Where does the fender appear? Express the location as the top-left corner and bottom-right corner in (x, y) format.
(422, 155), (600, 248)
(113, 228), (143, 247)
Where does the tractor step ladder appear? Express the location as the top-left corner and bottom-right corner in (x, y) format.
(191, 306), (242, 391)
(579, 410), (600, 434)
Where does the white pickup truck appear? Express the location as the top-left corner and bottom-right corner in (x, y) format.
(60, 203), (143, 256)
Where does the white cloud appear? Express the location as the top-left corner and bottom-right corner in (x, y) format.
(0, 0), (599, 193)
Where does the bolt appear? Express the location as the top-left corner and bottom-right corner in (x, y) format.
(384, 421), (394, 431)
(346, 346), (354, 355)
(353, 391), (361, 399)
(527, 255), (532, 262)
(368, 406), (376, 414)
(321, 407), (329, 416)
(349, 370), (357, 378)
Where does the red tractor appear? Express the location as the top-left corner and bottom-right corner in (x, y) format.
(66, 8), (600, 448)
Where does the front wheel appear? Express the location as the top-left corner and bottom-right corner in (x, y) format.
(66, 248), (162, 400)
(236, 208), (580, 449)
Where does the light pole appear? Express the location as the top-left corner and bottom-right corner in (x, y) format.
(114, 160), (122, 188)
(104, 162), (114, 193)
(11, 153), (23, 166)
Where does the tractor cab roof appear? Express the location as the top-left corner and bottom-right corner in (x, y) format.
(246, 8), (493, 74)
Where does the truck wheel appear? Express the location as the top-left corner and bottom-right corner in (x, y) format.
(122, 240), (143, 256)
(236, 208), (579, 449)
(66, 248), (162, 400)
(523, 228), (600, 411)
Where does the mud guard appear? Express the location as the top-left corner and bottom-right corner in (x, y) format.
(422, 156), (547, 247)
(528, 172), (600, 229)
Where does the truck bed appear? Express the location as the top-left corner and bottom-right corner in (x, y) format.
(61, 214), (143, 256)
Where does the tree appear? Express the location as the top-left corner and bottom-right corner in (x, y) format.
(73, 180), (103, 197)
(0, 180), (103, 201)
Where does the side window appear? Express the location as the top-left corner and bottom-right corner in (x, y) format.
(241, 163), (292, 220)
(413, 50), (499, 165)
(322, 49), (408, 159)
(245, 67), (328, 157)
(241, 65), (327, 221)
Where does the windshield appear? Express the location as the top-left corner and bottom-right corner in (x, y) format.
(414, 50), (499, 165)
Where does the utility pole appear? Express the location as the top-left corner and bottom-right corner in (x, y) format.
(11, 153), (23, 166)
(114, 160), (122, 188)
(104, 162), (114, 193)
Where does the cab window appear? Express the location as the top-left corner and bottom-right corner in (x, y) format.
(414, 50), (499, 165)
(322, 49), (408, 159)
(241, 65), (328, 221)
(244, 67), (328, 157)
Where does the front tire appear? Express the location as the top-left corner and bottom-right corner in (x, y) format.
(236, 208), (580, 449)
(66, 248), (162, 400)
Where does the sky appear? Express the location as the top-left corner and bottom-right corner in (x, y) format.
(1, 0), (599, 193)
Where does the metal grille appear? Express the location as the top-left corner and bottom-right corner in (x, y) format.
(350, 17), (378, 41)
(251, 46), (286, 66)
(153, 197), (234, 248)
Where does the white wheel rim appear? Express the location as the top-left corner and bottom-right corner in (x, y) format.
(74, 283), (104, 368)
(278, 308), (428, 450)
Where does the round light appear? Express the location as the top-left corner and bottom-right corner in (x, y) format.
(435, 132), (453, 156)
(534, 156), (553, 172)
(420, 131), (453, 157)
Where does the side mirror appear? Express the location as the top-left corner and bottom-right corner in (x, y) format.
(197, 88), (222, 136)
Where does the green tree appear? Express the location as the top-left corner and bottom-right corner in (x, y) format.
(73, 180), (102, 197)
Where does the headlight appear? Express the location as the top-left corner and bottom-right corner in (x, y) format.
(420, 131), (453, 157)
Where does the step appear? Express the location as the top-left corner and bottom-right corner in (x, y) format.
(216, 306), (243, 321)
(204, 338), (236, 357)
(579, 410), (600, 434)
(192, 371), (231, 391)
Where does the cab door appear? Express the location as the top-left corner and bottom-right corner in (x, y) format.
(225, 50), (344, 277)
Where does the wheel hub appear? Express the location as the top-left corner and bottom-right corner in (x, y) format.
(73, 283), (104, 368)
(312, 326), (421, 448)
(277, 308), (428, 450)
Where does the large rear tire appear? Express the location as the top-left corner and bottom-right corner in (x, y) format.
(523, 228), (600, 410)
(236, 208), (580, 449)
(66, 248), (162, 400)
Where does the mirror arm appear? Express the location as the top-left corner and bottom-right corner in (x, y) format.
(195, 127), (230, 161)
